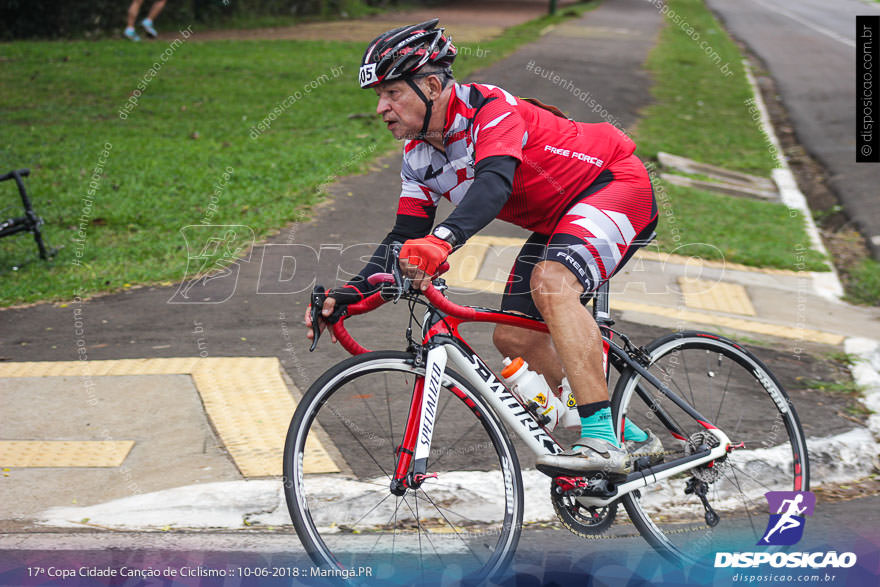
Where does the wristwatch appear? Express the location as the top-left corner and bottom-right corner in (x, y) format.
(432, 225), (458, 248)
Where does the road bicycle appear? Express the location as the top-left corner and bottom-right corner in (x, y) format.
(283, 248), (809, 581)
(1, 168), (54, 262)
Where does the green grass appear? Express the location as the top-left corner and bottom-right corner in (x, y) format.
(651, 180), (828, 271)
(635, 0), (828, 272)
(844, 258), (880, 306)
(1, 39), (395, 305)
(635, 0), (778, 177)
(0, 3), (598, 306)
(798, 378), (865, 397)
(824, 351), (865, 368)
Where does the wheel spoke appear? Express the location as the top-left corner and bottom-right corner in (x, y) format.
(327, 405), (393, 481)
(286, 356), (520, 579)
(427, 419), (482, 470)
(419, 488), (487, 564)
(350, 490), (395, 529)
(385, 372), (396, 460)
(612, 337), (806, 566)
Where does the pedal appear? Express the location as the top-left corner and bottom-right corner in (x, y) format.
(553, 475), (618, 499)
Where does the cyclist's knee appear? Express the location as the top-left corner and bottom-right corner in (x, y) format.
(493, 324), (536, 357)
(493, 325), (517, 356)
(530, 261), (583, 314)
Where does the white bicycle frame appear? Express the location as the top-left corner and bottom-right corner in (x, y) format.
(418, 342), (732, 508)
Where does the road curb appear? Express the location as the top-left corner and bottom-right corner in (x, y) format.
(844, 337), (880, 441)
(741, 60), (844, 301)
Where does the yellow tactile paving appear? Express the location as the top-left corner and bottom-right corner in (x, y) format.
(451, 235), (814, 276)
(445, 240), (489, 285)
(190, 359), (339, 477)
(440, 238), (844, 345)
(678, 277), (757, 316)
(0, 358), (200, 378)
(612, 300), (844, 346)
(0, 441), (134, 468)
(0, 358), (339, 477)
(634, 250), (804, 276)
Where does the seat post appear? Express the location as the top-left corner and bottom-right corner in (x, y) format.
(592, 280), (611, 326)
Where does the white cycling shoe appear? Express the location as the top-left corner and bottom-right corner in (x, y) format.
(536, 436), (632, 478)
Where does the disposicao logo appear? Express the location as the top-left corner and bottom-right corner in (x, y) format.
(714, 490), (858, 569)
(759, 491), (815, 546)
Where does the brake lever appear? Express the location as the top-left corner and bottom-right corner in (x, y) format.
(309, 286), (326, 352)
(389, 245), (411, 303)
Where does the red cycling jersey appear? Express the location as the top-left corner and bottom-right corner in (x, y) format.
(398, 82), (637, 235)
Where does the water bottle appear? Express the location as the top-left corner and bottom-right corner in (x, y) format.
(500, 357), (567, 430)
(557, 377), (582, 429)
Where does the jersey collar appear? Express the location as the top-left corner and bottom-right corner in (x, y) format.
(441, 83), (463, 142)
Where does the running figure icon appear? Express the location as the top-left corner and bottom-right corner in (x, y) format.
(759, 491), (815, 546)
(762, 494), (806, 543)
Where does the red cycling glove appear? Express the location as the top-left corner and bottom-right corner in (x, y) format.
(400, 235), (453, 276)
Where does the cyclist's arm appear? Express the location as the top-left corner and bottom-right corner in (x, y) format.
(344, 211), (436, 297)
(434, 155), (518, 246)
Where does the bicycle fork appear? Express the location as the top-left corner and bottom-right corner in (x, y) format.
(390, 345), (447, 495)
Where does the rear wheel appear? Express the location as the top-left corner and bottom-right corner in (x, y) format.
(283, 350), (524, 582)
(611, 332), (809, 566)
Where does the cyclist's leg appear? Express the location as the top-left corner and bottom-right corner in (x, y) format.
(534, 155), (657, 476)
(494, 233), (566, 388)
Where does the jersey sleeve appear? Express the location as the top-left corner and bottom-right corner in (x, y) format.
(471, 98), (526, 164)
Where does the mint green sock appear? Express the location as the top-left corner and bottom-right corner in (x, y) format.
(624, 418), (648, 442)
(579, 407), (620, 448)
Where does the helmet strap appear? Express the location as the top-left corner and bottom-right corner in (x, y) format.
(405, 78), (433, 141)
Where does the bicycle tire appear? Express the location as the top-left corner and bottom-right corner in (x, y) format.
(283, 350), (524, 582)
(610, 331), (809, 566)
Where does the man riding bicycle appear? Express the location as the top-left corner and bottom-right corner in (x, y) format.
(305, 19), (660, 478)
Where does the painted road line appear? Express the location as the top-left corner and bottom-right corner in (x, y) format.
(0, 358), (339, 477)
(0, 441), (134, 468)
(678, 277), (757, 316)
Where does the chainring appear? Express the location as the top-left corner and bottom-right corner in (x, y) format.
(550, 482), (618, 536)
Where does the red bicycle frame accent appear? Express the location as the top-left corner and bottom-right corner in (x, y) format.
(331, 282), (549, 356)
(325, 276), (730, 487)
(393, 377), (424, 483)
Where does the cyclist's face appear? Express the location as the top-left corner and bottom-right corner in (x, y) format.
(374, 80), (427, 140)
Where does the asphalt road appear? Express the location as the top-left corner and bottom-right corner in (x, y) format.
(707, 0), (880, 258)
(4, 492), (879, 586)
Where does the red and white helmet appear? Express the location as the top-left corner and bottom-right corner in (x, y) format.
(359, 18), (456, 89)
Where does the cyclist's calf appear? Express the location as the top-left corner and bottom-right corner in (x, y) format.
(493, 325), (565, 390)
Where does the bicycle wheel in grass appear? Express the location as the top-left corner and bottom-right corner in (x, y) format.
(283, 350), (523, 582)
(611, 332), (809, 566)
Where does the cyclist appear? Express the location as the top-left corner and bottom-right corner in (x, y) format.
(305, 19), (661, 478)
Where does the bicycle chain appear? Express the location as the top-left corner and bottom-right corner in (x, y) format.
(556, 446), (719, 539)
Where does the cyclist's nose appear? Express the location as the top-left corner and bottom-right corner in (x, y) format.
(376, 96), (391, 116)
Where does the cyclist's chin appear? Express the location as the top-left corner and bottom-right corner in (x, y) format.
(388, 124), (416, 140)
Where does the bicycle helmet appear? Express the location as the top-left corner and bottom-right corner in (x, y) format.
(360, 18), (457, 139)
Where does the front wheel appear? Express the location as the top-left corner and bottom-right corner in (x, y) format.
(611, 331), (809, 566)
(283, 350), (524, 582)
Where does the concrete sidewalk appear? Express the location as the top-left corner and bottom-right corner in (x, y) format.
(2, 0), (879, 535)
